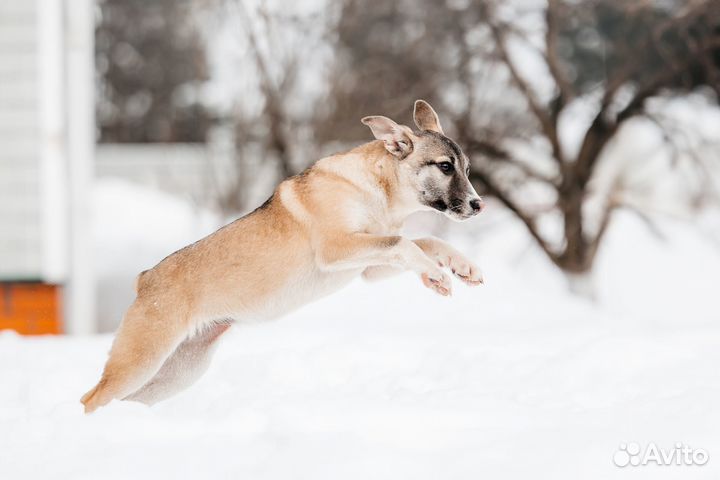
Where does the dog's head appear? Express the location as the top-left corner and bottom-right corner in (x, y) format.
(362, 100), (483, 221)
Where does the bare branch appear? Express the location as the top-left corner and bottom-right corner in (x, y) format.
(464, 139), (558, 186)
(470, 169), (558, 261)
(601, 1), (713, 108)
(235, 0), (295, 178)
(545, 0), (574, 106)
(575, 29), (720, 190)
(484, 12), (565, 164)
(585, 177), (624, 261)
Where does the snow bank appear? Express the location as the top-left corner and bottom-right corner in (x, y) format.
(1, 181), (719, 479)
(93, 179), (220, 331)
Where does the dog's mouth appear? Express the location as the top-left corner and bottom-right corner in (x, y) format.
(430, 199), (447, 212)
(449, 198), (465, 214)
(450, 211), (476, 221)
(427, 197), (478, 221)
(428, 199), (474, 221)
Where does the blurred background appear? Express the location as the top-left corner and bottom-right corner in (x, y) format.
(1, 0), (720, 334)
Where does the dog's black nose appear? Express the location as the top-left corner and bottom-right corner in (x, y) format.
(469, 198), (483, 213)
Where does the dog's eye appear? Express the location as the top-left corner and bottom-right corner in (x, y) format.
(466, 166), (470, 176)
(437, 162), (454, 174)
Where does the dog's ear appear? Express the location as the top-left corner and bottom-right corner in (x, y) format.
(413, 99), (443, 134)
(361, 115), (414, 158)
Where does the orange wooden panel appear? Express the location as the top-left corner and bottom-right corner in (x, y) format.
(0, 317), (27, 333)
(13, 285), (57, 309)
(32, 318), (62, 335)
(0, 283), (62, 335)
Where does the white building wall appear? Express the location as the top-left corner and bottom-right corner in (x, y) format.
(0, 2), (43, 279)
(0, 0), (95, 333)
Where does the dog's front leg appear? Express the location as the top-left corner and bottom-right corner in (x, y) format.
(316, 233), (453, 296)
(361, 265), (403, 282)
(413, 237), (484, 286)
(362, 238), (484, 286)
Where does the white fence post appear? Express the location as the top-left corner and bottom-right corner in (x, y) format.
(38, 0), (69, 284)
(64, 0), (96, 334)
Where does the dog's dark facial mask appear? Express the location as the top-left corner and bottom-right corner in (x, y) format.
(413, 130), (483, 221)
(361, 99), (484, 221)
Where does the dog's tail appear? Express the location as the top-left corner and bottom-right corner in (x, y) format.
(80, 381), (104, 414)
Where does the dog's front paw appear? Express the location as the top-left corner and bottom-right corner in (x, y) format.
(421, 268), (452, 297)
(446, 255), (484, 286)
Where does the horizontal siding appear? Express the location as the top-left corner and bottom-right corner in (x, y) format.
(0, 3), (37, 15)
(0, 23), (37, 46)
(0, 80), (37, 107)
(0, 1), (42, 280)
(0, 137), (38, 160)
(0, 11), (35, 27)
(0, 175), (41, 201)
(0, 109), (38, 130)
(0, 52), (36, 77)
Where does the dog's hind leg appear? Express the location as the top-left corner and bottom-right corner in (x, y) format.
(123, 321), (231, 406)
(81, 301), (191, 414)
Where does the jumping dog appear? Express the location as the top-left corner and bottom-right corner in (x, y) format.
(81, 100), (484, 413)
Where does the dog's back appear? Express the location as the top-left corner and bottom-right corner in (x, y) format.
(81, 166), (366, 412)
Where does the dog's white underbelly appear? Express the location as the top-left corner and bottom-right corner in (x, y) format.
(241, 267), (363, 322)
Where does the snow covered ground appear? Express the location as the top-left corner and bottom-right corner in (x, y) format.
(2, 180), (720, 479)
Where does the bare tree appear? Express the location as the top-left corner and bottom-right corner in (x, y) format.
(460, 0), (720, 293)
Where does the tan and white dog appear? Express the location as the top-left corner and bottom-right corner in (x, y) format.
(81, 100), (484, 413)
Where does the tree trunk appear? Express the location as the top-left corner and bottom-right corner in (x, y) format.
(556, 188), (599, 300)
